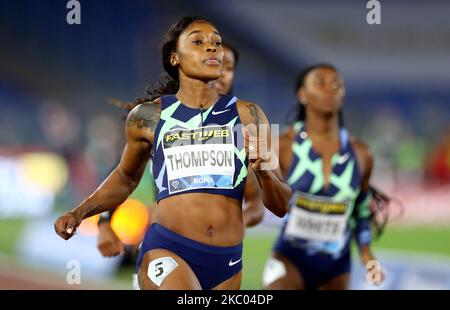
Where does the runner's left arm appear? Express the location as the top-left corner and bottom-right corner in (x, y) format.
(351, 140), (376, 265)
(242, 169), (265, 227)
(237, 100), (291, 217)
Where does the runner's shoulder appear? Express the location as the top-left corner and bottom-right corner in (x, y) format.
(125, 99), (161, 139)
(129, 98), (161, 116)
(281, 126), (296, 140)
(350, 136), (373, 175)
(350, 137), (372, 159)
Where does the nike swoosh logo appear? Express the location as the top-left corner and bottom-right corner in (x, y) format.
(228, 257), (242, 266)
(212, 109), (230, 115)
(337, 153), (350, 164)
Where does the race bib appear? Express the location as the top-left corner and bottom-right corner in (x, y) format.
(162, 125), (235, 194)
(285, 192), (350, 242)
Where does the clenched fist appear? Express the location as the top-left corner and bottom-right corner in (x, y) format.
(242, 126), (272, 175)
(97, 222), (125, 257)
(54, 211), (83, 240)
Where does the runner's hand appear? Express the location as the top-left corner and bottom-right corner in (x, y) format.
(97, 222), (125, 257)
(54, 211), (82, 240)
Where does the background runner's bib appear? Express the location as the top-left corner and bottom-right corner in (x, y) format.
(285, 192), (350, 242)
(278, 121), (363, 256)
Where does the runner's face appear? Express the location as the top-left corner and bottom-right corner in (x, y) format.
(299, 67), (345, 115)
(175, 21), (224, 81)
(216, 46), (235, 95)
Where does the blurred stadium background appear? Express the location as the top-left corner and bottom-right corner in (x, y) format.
(0, 0), (449, 289)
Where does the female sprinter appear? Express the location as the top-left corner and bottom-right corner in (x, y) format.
(263, 64), (379, 290)
(96, 41), (262, 258)
(54, 16), (290, 290)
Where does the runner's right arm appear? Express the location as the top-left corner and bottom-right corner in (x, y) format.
(54, 101), (160, 240)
